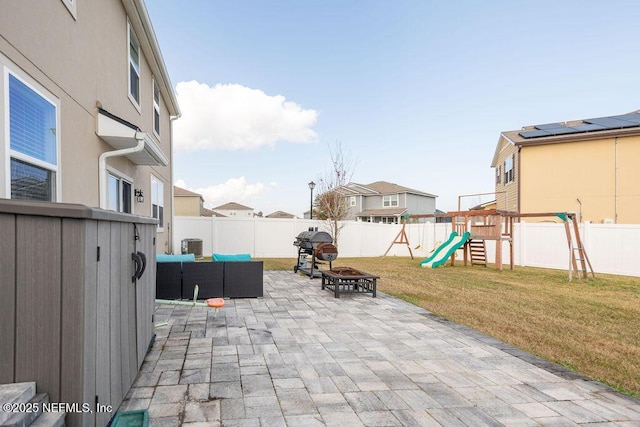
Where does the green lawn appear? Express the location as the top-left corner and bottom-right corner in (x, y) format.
(258, 256), (640, 398)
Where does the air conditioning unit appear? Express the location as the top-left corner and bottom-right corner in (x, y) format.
(181, 238), (203, 258)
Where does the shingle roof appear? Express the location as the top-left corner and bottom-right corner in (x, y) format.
(349, 181), (436, 198)
(213, 202), (253, 210)
(502, 110), (640, 147)
(201, 207), (226, 217)
(265, 211), (296, 219)
(174, 186), (203, 198)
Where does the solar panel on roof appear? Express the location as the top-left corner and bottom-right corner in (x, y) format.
(534, 123), (566, 130)
(519, 130), (550, 138)
(522, 112), (640, 139)
(547, 127), (580, 136)
(584, 117), (637, 129)
(572, 123), (605, 132)
(614, 113), (640, 125)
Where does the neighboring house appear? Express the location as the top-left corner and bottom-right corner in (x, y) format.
(494, 110), (640, 223)
(470, 200), (497, 211)
(202, 207), (226, 217)
(326, 181), (436, 224)
(174, 186), (205, 216)
(0, 0), (180, 251)
(435, 208), (452, 224)
(173, 187), (230, 217)
(266, 210), (297, 219)
(213, 202), (254, 218)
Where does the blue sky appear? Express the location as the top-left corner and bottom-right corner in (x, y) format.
(146, 1), (640, 216)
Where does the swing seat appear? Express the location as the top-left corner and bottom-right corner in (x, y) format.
(206, 298), (225, 308)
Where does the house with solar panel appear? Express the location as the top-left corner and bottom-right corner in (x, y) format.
(492, 111), (640, 223)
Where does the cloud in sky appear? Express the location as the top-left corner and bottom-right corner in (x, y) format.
(175, 177), (276, 208)
(173, 81), (319, 152)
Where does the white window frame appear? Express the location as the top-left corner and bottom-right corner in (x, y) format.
(151, 174), (164, 231)
(106, 168), (133, 213)
(60, 0), (77, 19)
(152, 77), (161, 139)
(128, 21), (141, 111)
(383, 194), (398, 207)
(496, 165), (501, 185)
(2, 63), (61, 201)
(350, 196), (356, 207)
(504, 154), (514, 184)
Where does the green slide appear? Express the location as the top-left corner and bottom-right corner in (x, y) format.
(420, 231), (471, 269)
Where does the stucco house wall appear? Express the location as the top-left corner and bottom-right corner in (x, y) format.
(174, 196), (202, 216)
(495, 112), (640, 223)
(0, 0), (179, 250)
(519, 136), (640, 223)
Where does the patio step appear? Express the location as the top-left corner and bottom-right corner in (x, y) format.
(0, 382), (36, 425)
(0, 382), (66, 427)
(2, 393), (49, 427)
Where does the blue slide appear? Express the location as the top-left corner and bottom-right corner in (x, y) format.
(420, 231), (470, 269)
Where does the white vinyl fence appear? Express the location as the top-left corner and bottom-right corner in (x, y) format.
(173, 216), (640, 277)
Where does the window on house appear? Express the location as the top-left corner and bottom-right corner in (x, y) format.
(496, 165), (501, 185)
(151, 175), (164, 230)
(350, 196), (356, 206)
(153, 78), (160, 137)
(383, 194), (398, 207)
(107, 172), (132, 213)
(504, 154), (514, 184)
(8, 73), (58, 201)
(128, 23), (140, 106)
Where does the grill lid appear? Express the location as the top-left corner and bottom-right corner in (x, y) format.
(296, 230), (333, 244)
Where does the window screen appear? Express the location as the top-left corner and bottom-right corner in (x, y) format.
(11, 158), (54, 201)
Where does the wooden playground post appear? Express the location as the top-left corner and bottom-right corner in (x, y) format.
(383, 220), (414, 259)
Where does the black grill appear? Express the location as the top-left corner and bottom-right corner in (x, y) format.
(293, 228), (338, 278)
(294, 230), (332, 250)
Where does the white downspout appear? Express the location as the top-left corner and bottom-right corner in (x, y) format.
(99, 132), (146, 209)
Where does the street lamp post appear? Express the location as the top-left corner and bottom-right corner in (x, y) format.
(308, 181), (315, 219)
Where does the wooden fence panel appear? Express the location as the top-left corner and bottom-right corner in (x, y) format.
(82, 220), (98, 427)
(136, 224), (156, 366)
(95, 221), (112, 427)
(0, 214), (16, 384)
(60, 218), (86, 427)
(109, 222), (124, 409)
(15, 216), (62, 401)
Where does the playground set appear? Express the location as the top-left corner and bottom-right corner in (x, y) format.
(384, 209), (594, 280)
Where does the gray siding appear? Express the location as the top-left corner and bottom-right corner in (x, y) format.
(405, 194), (436, 216)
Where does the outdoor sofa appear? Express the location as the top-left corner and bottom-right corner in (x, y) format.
(156, 253), (263, 299)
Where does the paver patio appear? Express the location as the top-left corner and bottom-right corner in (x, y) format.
(119, 271), (640, 426)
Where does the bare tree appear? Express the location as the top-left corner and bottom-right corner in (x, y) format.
(314, 141), (355, 248)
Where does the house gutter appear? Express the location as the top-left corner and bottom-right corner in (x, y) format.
(98, 132), (146, 209)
